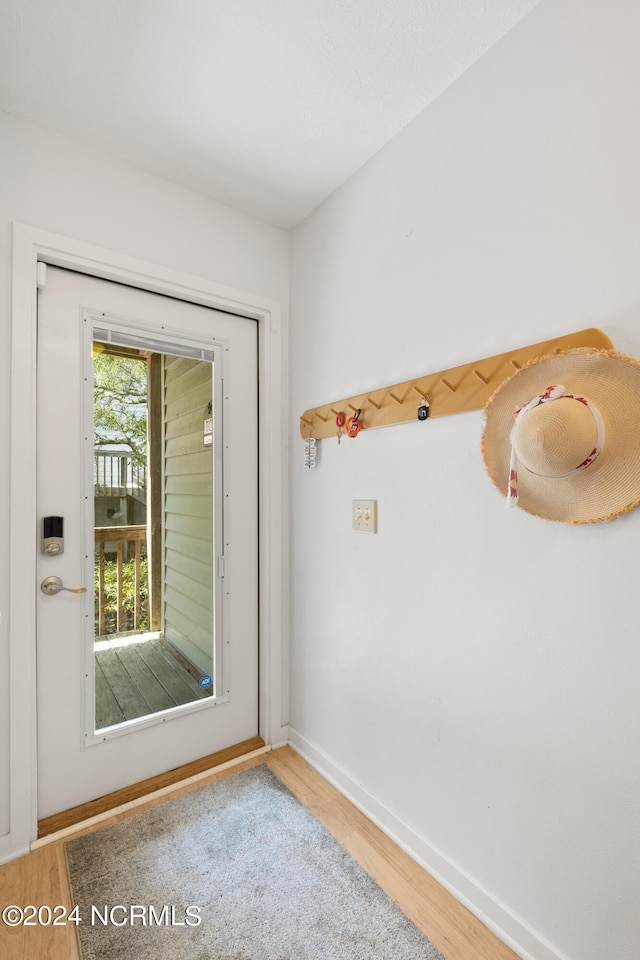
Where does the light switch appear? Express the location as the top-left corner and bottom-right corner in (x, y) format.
(352, 499), (377, 533)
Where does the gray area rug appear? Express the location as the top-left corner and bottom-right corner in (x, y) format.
(65, 764), (445, 959)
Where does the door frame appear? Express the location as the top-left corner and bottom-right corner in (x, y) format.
(5, 221), (286, 861)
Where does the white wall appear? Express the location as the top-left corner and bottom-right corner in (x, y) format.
(0, 110), (288, 841)
(289, 2), (640, 959)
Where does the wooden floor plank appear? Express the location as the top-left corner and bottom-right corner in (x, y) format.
(95, 648), (153, 720)
(1, 745), (523, 960)
(152, 639), (209, 699)
(94, 659), (126, 729)
(115, 644), (177, 714)
(266, 741), (339, 811)
(135, 640), (204, 703)
(0, 843), (78, 960)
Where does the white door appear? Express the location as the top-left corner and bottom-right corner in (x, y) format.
(36, 266), (258, 819)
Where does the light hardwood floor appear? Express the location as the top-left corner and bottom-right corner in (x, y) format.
(0, 746), (522, 960)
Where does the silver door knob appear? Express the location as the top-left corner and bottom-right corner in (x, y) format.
(40, 576), (87, 596)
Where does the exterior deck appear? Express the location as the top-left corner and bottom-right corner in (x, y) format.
(95, 636), (210, 730)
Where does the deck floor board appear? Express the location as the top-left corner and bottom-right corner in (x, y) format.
(95, 637), (207, 729)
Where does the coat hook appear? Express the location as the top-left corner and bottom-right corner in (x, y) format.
(472, 369), (489, 384)
(411, 384), (428, 397)
(440, 378), (456, 392)
(510, 359), (521, 370)
(347, 403), (360, 413)
(315, 411), (328, 422)
(367, 396), (382, 409)
(330, 407), (340, 416)
(389, 391), (404, 404)
(300, 415), (314, 426)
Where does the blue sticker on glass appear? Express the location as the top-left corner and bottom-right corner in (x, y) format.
(199, 674), (213, 689)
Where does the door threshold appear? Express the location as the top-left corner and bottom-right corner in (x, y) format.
(35, 736), (267, 844)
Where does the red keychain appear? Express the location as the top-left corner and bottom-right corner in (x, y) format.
(345, 409), (362, 438)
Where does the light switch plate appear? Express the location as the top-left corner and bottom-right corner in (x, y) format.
(352, 499), (377, 533)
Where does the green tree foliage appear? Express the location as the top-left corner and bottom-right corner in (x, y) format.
(93, 352), (148, 465)
(95, 556), (150, 636)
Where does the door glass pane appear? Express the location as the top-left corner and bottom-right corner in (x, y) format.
(93, 341), (215, 732)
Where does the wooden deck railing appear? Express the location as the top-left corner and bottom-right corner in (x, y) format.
(95, 525), (148, 637)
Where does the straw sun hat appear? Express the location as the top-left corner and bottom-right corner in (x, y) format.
(481, 347), (640, 523)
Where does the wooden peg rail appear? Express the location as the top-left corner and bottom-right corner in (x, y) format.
(299, 328), (613, 439)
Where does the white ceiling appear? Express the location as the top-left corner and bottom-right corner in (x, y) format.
(0, 1), (541, 228)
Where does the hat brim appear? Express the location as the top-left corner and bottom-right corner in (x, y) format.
(481, 347), (640, 523)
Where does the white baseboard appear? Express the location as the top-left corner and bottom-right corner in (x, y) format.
(287, 726), (568, 960)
